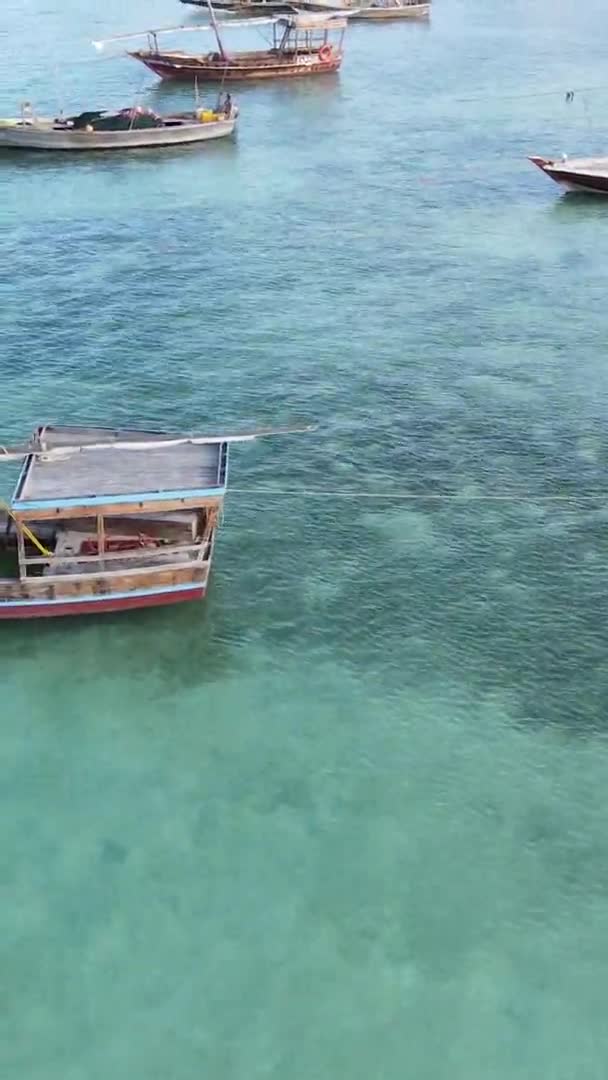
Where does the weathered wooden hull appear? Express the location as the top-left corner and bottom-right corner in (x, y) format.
(132, 52), (341, 81)
(0, 582), (206, 619)
(0, 549), (212, 619)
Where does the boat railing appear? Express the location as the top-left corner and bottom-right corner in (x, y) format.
(25, 560), (210, 590)
(22, 539), (209, 573)
(0, 558), (210, 600)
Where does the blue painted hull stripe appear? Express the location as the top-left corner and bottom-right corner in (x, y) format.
(0, 580), (205, 609)
(12, 485), (226, 512)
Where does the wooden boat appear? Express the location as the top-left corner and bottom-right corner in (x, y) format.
(529, 154), (608, 196)
(0, 101), (237, 151)
(264, 0), (429, 15)
(290, 0), (353, 11)
(181, 0), (295, 14)
(0, 422), (310, 619)
(122, 12), (346, 82)
(347, 0), (430, 18)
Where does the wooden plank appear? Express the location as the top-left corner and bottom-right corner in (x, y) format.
(0, 562), (209, 601)
(16, 527), (26, 579)
(23, 541), (206, 568)
(12, 495), (223, 522)
(97, 515), (105, 561)
(37, 559), (207, 588)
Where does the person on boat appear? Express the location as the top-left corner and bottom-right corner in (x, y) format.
(223, 94), (232, 117)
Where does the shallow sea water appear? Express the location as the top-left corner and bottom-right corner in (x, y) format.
(3, 0), (608, 1076)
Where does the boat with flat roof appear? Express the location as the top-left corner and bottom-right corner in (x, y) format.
(115, 12), (346, 82)
(0, 422), (310, 619)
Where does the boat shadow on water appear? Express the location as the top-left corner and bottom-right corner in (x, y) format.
(148, 72), (340, 108)
(0, 137), (239, 170)
(0, 579), (246, 692)
(548, 191), (608, 222)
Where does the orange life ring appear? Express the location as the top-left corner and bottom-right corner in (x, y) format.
(318, 44), (333, 62)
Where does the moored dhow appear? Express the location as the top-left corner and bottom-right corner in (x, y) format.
(0, 422), (310, 619)
(114, 13), (346, 82)
(181, 0), (294, 12)
(529, 154), (608, 196)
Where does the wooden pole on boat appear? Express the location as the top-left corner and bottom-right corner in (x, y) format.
(206, 0), (228, 60)
(97, 514), (106, 569)
(0, 423), (315, 461)
(16, 526), (26, 580)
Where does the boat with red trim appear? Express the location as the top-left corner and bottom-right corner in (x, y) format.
(529, 154), (608, 196)
(113, 11), (346, 83)
(0, 422), (310, 619)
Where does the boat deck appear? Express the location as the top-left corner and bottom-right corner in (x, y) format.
(13, 425), (224, 506)
(544, 156), (608, 174)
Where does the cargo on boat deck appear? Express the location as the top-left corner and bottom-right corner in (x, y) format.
(0, 421), (312, 619)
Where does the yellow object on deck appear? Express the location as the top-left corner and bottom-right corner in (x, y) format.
(0, 499), (51, 557)
(197, 109), (217, 123)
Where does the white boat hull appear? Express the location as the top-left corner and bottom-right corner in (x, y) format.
(0, 116), (236, 151)
(296, 0), (430, 14)
(348, 2), (429, 17)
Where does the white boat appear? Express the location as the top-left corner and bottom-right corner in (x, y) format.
(348, 0), (430, 19)
(529, 154), (608, 196)
(288, 0), (429, 16)
(0, 101), (238, 151)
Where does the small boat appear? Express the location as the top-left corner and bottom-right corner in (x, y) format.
(181, 0), (295, 14)
(347, 0), (430, 18)
(0, 100), (237, 151)
(529, 154), (608, 196)
(271, 0), (429, 15)
(289, 0), (352, 11)
(0, 422), (310, 619)
(116, 11), (346, 83)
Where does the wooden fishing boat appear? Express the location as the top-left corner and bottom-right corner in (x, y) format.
(290, 0), (353, 11)
(347, 0), (430, 19)
(529, 154), (608, 196)
(0, 422), (309, 619)
(0, 101), (237, 152)
(122, 13), (346, 82)
(181, 0), (295, 14)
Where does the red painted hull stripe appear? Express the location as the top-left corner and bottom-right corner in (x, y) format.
(0, 579), (204, 608)
(0, 586), (205, 619)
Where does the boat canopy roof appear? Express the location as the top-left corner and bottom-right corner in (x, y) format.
(4, 422), (312, 512)
(11, 426), (226, 511)
(92, 19), (276, 49)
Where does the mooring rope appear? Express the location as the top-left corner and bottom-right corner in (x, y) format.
(228, 489), (608, 502)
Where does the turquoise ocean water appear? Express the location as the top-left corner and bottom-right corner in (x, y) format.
(4, 0), (608, 1075)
